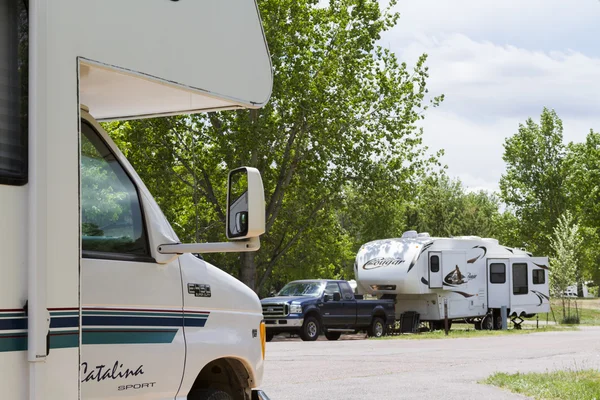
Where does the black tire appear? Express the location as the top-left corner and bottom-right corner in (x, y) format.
(481, 314), (493, 330)
(493, 313), (503, 330)
(368, 317), (386, 338)
(266, 331), (274, 342)
(325, 331), (341, 341)
(188, 389), (232, 400)
(431, 320), (452, 331)
(300, 316), (320, 341)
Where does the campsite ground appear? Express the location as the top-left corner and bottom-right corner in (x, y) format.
(261, 327), (600, 400)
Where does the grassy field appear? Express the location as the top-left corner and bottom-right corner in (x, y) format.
(484, 369), (600, 400)
(373, 324), (575, 340)
(533, 299), (600, 325)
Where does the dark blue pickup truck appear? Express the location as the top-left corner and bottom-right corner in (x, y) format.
(261, 279), (395, 341)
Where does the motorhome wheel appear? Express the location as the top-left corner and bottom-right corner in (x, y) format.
(300, 316), (321, 341)
(188, 389), (232, 400)
(325, 331), (341, 341)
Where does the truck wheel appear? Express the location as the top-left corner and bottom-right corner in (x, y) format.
(266, 331), (274, 342)
(300, 316), (320, 341)
(368, 317), (386, 338)
(325, 331), (341, 341)
(188, 389), (232, 400)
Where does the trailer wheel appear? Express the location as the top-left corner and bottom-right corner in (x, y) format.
(325, 331), (341, 341)
(300, 316), (320, 341)
(266, 331), (274, 342)
(493, 313), (503, 330)
(368, 317), (386, 338)
(481, 314), (493, 330)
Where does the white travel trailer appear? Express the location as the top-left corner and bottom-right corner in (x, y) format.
(1, 0), (272, 399)
(355, 231), (551, 330)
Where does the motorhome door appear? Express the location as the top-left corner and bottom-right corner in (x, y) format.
(428, 252), (442, 289)
(487, 259), (510, 308)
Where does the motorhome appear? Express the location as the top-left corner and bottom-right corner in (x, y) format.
(1, 0), (272, 399)
(354, 231), (551, 330)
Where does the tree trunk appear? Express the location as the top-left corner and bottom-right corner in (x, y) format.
(240, 252), (257, 292)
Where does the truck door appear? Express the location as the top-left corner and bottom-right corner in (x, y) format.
(487, 259), (510, 309)
(79, 120), (185, 399)
(320, 282), (344, 327)
(428, 252), (442, 289)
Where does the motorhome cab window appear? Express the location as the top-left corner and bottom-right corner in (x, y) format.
(490, 263), (506, 284)
(80, 122), (149, 258)
(430, 255), (440, 273)
(512, 263), (528, 295)
(0, 0), (28, 185)
(533, 269), (545, 285)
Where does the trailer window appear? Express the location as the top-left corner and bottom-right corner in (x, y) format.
(80, 121), (150, 259)
(0, 0), (28, 185)
(512, 263), (528, 295)
(490, 263), (506, 284)
(430, 255), (440, 273)
(533, 269), (545, 285)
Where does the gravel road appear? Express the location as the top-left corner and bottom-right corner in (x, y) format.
(261, 327), (600, 399)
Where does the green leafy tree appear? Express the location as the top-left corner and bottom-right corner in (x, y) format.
(499, 108), (567, 256)
(104, 0), (442, 294)
(549, 211), (583, 322)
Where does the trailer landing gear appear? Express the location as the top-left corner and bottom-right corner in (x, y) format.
(511, 316), (524, 330)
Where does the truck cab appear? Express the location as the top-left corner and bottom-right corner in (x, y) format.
(1, 1), (272, 399)
(261, 280), (395, 341)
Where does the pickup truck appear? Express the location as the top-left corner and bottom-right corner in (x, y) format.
(261, 279), (395, 341)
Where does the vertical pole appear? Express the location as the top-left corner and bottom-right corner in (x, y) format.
(444, 298), (448, 336)
(501, 306), (507, 330)
(536, 314), (539, 329)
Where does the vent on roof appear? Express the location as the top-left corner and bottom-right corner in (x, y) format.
(401, 230), (418, 239)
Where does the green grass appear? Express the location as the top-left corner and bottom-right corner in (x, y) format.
(372, 324), (576, 340)
(546, 306), (600, 325)
(484, 369), (600, 400)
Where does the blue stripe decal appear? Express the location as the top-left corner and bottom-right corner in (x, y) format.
(184, 318), (208, 327)
(0, 318), (27, 330)
(50, 317), (79, 328)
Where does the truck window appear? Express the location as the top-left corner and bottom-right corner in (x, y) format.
(324, 282), (341, 300)
(512, 263), (528, 295)
(490, 263), (506, 284)
(0, 0), (28, 185)
(339, 281), (354, 300)
(532, 269), (545, 285)
(80, 121), (150, 259)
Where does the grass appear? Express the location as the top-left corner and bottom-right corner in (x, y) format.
(484, 369), (600, 400)
(533, 300), (600, 326)
(372, 324), (576, 340)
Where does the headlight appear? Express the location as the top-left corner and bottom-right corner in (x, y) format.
(289, 304), (302, 314)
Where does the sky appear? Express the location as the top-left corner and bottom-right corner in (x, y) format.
(380, 0), (600, 193)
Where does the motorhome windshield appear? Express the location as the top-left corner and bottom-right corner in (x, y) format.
(277, 281), (325, 297)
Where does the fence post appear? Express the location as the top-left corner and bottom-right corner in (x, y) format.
(501, 306), (507, 330)
(444, 298), (449, 336)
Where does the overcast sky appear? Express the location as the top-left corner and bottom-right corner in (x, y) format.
(380, 0), (600, 193)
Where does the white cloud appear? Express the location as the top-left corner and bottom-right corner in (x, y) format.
(381, 31), (600, 196)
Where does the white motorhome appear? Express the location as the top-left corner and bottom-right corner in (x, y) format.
(1, 1), (272, 399)
(355, 231), (551, 330)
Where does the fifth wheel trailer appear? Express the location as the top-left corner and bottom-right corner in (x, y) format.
(355, 231), (551, 330)
(1, 0), (272, 399)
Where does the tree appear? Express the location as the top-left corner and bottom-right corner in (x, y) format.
(549, 211), (582, 322)
(499, 108), (567, 256)
(105, 0), (442, 294)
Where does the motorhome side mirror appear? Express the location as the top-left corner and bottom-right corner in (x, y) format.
(227, 167), (266, 240)
(333, 292), (341, 302)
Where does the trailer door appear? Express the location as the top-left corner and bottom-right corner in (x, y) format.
(428, 252), (443, 289)
(487, 259), (509, 308)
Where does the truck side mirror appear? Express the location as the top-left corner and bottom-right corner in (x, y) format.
(333, 292), (341, 302)
(227, 167), (265, 240)
(323, 294), (331, 302)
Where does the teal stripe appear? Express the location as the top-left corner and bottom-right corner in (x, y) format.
(0, 313), (26, 318)
(49, 330), (79, 349)
(50, 311), (79, 317)
(82, 328), (178, 345)
(0, 335), (27, 352)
